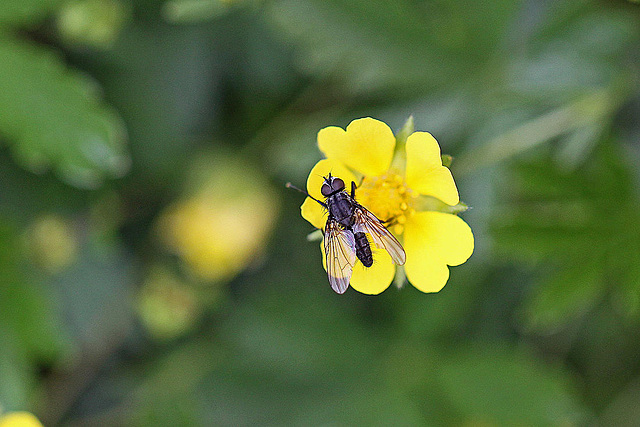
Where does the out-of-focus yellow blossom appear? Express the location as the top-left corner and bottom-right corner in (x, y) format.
(25, 214), (78, 274)
(57, 0), (129, 48)
(157, 154), (279, 283)
(137, 267), (200, 340)
(0, 412), (44, 427)
(300, 117), (473, 294)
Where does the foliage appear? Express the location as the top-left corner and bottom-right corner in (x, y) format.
(0, 0), (639, 425)
(494, 142), (640, 331)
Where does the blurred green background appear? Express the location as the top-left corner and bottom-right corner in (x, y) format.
(1, 0), (640, 425)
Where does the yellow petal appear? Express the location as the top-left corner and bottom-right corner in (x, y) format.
(0, 412), (44, 427)
(318, 117), (395, 176)
(403, 212), (473, 293)
(301, 197), (326, 229)
(306, 158), (357, 200)
(350, 248), (395, 295)
(405, 132), (459, 206)
(319, 239), (395, 295)
(404, 249), (450, 293)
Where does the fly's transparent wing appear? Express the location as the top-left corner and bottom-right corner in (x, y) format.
(324, 220), (356, 294)
(353, 207), (406, 265)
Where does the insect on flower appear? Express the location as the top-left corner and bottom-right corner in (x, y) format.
(286, 174), (406, 294)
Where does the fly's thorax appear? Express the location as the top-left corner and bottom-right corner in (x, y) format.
(325, 191), (356, 227)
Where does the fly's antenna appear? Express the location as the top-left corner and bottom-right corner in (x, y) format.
(285, 182), (326, 207)
(285, 182), (306, 194)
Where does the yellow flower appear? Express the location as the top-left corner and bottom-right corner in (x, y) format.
(0, 412), (43, 427)
(157, 153), (279, 283)
(137, 267), (200, 340)
(57, 0), (130, 48)
(25, 214), (78, 274)
(300, 117), (474, 294)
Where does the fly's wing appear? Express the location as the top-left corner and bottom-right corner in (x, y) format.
(324, 220), (356, 294)
(353, 207), (406, 265)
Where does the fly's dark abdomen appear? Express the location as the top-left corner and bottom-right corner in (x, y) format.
(354, 231), (373, 267)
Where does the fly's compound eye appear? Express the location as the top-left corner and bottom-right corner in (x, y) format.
(321, 183), (333, 197)
(332, 178), (345, 191)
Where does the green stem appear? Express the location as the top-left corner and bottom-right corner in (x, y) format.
(393, 265), (407, 289)
(453, 84), (629, 177)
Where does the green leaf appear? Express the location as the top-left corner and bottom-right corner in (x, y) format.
(439, 344), (588, 425)
(265, 0), (519, 96)
(0, 37), (129, 188)
(162, 0), (237, 23)
(521, 264), (605, 332)
(0, 220), (69, 364)
(493, 140), (640, 330)
(0, 334), (33, 411)
(0, 0), (63, 27)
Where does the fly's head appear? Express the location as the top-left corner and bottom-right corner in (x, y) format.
(320, 174), (345, 198)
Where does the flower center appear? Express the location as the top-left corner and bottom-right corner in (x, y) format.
(357, 173), (415, 235)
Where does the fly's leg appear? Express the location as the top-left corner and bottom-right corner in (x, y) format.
(380, 216), (397, 226)
(350, 177), (365, 199)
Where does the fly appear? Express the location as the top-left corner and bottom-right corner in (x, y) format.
(286, 174), (406, 294)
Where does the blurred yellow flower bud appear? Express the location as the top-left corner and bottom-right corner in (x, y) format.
(137, 267), (199, 340)
(57, 0), (129, 48)
(26, 214), (78, 274)
(0, 412), (44, 427)
(156, 154), (279, 283)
